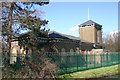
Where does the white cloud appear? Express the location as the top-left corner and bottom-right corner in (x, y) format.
(109, 30), (119, 35)
(69, 24), (79, 32)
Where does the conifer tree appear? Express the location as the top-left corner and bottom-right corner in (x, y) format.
(1, 1), (49, 53)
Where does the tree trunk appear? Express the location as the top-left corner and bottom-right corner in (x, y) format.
(7, 2), (13, 53)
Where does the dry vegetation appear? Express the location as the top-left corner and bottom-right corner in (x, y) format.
(102, 31), (120, 52)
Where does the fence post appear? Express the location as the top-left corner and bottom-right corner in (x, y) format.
(68, 53), (70, 73)
(66, 53), (67, 74)
(107, 52), (108, 65)
(101, 53), (102, 67)
(118, 52), (119, 64)
(77, 54), (78, 71)
(86, 54), (88, 69)
(94, 53), (95, 68)
(117, 52), (119, 64)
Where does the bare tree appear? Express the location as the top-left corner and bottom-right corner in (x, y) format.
(102, 31), (119, 52)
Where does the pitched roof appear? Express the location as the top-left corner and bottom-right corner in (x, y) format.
(48, 31), (93, 43)
(79, 20), (102, 27)
(48, 31), (69, 39)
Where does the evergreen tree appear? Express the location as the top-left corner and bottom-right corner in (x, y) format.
(1, 1), (56, 79)
(1, 1), (49, 53)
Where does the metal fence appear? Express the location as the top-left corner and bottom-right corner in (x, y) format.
(1, 52), (119, 75)
(46, 52), (119, 75)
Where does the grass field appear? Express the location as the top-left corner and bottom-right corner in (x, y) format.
(58, 64), (119, 78)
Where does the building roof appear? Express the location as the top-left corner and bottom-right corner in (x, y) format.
(15, 30), (94, 44)
(48, 31), (93, 43)
(79, 20), (102, 27)
(48, 31), (69, 39)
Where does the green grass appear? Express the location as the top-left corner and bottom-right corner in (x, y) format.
(56, 63), (115, 75)
(58, 64), (119, 78)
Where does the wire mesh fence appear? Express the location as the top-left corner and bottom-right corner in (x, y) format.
(46, 52), (119, 75)
(1, 52), (119, 77)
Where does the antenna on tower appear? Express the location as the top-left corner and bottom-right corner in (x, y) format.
(88, 8), (90, 20)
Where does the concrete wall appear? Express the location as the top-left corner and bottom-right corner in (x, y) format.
(10, 41), (27, 64)
(79, 25), (97, 43)
(91, 49), (104, 54)
(79, 26), (103, 44)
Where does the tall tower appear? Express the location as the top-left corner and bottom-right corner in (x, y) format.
(79, 20), (102, 44)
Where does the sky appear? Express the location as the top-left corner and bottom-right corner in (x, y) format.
(36, 2), (118, 37)
(50, 0), (119, 2)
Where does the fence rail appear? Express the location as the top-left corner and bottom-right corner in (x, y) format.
(1, 52), (119, 75)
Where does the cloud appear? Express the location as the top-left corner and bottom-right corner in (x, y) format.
(109, 30), (119, 35)
(69, 24), (79, 31)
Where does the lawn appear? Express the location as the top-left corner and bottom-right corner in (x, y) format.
(58, 64), (119, 78)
